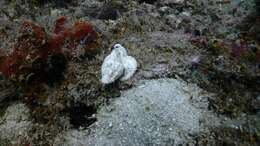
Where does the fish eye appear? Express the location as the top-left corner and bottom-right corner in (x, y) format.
(114, 44), (121, 49)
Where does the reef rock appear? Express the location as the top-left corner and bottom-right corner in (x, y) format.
(0, 103), (32, 144)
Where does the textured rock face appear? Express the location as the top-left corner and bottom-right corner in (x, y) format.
(0, 103), (32, 144)
(55, 78), (219, 146)
(158, 0), (184, 5)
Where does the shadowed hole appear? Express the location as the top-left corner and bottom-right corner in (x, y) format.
(138, 0), (158, 4)
(68, 103), (97, 129)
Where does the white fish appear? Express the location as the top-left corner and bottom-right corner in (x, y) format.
(113, 44), (128, 57)
(120, 56), (137, 81)
(101, 44), (137, 84)
(101, 48), (124, 84)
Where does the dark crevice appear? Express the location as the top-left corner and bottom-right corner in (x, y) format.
(138, 0), (158, 4)
(67, 103), (97, 129)
(97, 2), (127, 20)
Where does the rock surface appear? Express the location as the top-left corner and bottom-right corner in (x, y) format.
(0, 103), (32, 144)
(55, 78), (219, 145)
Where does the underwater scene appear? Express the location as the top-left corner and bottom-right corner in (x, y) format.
(0, 0), (259, 145)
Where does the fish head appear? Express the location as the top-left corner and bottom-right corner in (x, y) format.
(112, 44), (128, 57)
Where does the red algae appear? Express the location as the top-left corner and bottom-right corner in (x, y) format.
(51, 16), (100, 55)
(54, 16), (69, 35)
(72, 21), (99, 54)
(19, 21), (47, 48)
(0, 16), (100, 83)
(0, 21), (48, 78)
